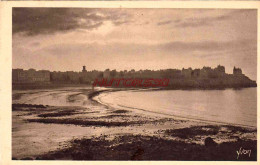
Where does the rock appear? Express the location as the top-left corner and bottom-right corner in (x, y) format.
(131, 147), (145, 160)
(21, 157), (34, 160)
(204, 137), (217, 147)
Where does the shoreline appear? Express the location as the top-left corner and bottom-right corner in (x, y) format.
(12, 87), (257, 160)
(12, 82), (256, 91)
(91, 88), (256, 129)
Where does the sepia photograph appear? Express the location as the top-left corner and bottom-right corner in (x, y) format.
(11, 7), (257, 161)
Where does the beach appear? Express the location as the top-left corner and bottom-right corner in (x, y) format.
(12, 87), (257, 160)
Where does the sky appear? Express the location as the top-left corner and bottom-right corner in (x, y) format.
(12, 8), (257, 80)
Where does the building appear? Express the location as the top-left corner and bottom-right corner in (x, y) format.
(182, 68), (192, 78)
(200, 67), (212, 77)
(103, 69), (110, 78)
(191, 69), (200, 78)
(215, 65), (225, 73)
(12, 69), (50, 83)
(233, 67), (243, 76)
(213, 65), (226, 77)
(66, 71), (80, 83)
(172, 70), (182, 78)
(12, 69), (24, 82)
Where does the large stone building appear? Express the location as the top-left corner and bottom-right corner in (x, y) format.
(200, 67), (212, 77)
(233, 67), (243, 76)
(182, 68), (192, 78)
(181, 65), (227, 79)
(12, 69), (50, 83)
(103, 69), (110, 78)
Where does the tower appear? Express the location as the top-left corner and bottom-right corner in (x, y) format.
(82, 66), (86, 72)
(233, 66), (242, 75)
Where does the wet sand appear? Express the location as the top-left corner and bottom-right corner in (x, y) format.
(12, 87), (257, 160)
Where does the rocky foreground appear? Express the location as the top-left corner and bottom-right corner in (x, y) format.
(12, 99), (256, 161)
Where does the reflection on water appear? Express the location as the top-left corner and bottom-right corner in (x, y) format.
(13, 87), (91, 107)
(13, 87), (257, 127)
(97, 88), (257, 127)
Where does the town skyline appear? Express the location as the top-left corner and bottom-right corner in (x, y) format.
(12, 64), (256, 89)
(11, 64), (247, 72)
(12, 64), (255, 80)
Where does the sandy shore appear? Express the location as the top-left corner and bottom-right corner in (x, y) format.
(12, 88), (257, 160)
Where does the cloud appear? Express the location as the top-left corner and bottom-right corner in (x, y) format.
(174, 11), (232, 28)
(13, 8), (79, 35)
(12, 8), (257, 80)
(12, 8), (133, 36)
(173, 9), (256, 29)
(175, 19), (211, 28)
(18, 38), (255, 79)
(37, 39), (256, 58)
(157, 20), (172, 26)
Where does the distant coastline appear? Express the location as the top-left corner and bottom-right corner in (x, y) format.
(12, 65), (256, 90)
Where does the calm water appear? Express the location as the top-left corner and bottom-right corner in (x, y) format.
(13, 87), (257, 127)
(97, 88), (257, 127)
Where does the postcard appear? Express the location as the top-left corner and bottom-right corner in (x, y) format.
(0, 1), (259, 164)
